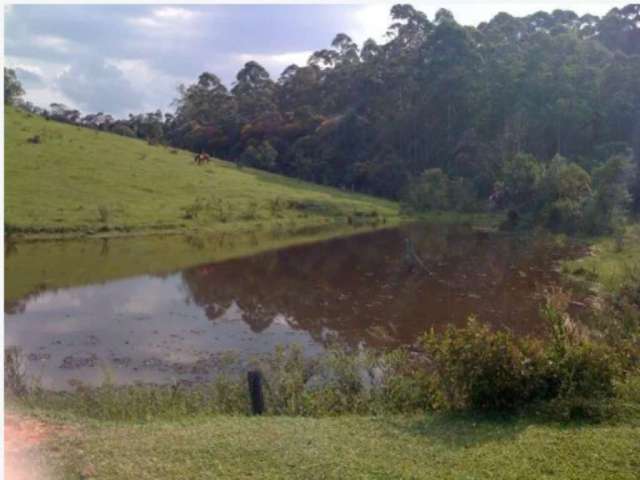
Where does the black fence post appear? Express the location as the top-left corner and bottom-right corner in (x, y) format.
(247, 370), (265, 415)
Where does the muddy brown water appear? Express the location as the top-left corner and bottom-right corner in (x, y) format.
(5, 223), (582, 390)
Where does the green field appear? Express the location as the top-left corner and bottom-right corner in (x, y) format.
(5, 107), (400, 238)
(12, 405), (640, 480)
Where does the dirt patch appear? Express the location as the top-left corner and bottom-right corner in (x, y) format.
(5, 413), (75, 480)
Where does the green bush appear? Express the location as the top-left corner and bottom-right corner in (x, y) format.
(421, 293), (622, 418)
(594, 267), (640, 370)
(544, 341), (620, 420)
(422, 318), (551, 412)
(402, 168), (479, 213)
(5, 347), (28, 398)
(110, 123), (136, 138)
(97, 205), (110, 223)
(536, 156), (592, 232)
(581, 155), (633, 234)
(502, 153), (543, 211)
(240, 140), (278, 171)
(372, 349), (436, 413)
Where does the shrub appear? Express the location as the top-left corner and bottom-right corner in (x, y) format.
(537, 156), (592, 232)
(371, 349), (436, 413)
(544, 341), (620, 420)
(502, 152), (543, 211)
(269, 197), (285, 217)
(409, 168), (450, 211)
(582, 155), (633, 234)
(240, 140), (278, 171)
(5, 347), (28, 397)
(259, 345), (311, 415)
(97, 205), (110, 223)
(211, 198), (231, 222)
(422, 318), (550, 412)
(448, 177), (479, 212)
(403, 169), (479, 213)
(596, 267), (640, 369)
(240, 200), (259, 221)
(182, 197), (206, 220)
(421, 291), (622, 418)
(110, 123), (136, 138)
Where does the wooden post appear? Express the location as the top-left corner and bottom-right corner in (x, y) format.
(247, 370), (265, 415)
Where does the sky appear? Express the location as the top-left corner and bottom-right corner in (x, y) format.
(3, 1), (623, 118)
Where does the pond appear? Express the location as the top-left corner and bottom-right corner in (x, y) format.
(5, 223), (582, 390)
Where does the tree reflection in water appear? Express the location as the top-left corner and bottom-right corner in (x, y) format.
(181, 224), (575, 349)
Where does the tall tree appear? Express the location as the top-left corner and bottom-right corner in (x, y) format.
(4, 68), (24, 105)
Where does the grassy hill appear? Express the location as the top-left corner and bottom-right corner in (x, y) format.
(5, 107), (400, 238)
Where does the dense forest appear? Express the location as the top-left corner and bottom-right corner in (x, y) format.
(6, 4), (640, 232)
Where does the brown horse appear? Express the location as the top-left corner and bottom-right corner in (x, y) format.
(194, 152), (210, 165)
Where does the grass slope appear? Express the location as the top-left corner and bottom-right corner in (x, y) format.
(562, 225), (640, 291)
(20, 409), (640, 480)
(5, 108), (399, 237)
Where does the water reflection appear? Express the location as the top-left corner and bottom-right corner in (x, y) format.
(5, 224), (579, 389)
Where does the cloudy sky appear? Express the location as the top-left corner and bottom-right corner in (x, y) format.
(4, 1), (621, 118)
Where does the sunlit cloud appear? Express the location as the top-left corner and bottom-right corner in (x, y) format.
(128, 6), (198, 30)
(236, 50), (313, 72)
(153, 7), (194, 20)
(350, 4), (392, 44)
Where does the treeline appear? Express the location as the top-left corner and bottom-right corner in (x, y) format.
(6, 4), (640, 229)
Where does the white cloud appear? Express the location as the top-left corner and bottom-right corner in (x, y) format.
(236, 50), (313, 72)
(24, 86), (78, 110)
(5, 55), (75, 109)
(348, 1), (621, 45)
(105, 58), (188, 111)
(350, 4), (392, 45)
(5, 62), (43, 77)
(5, 55), (69, 77)
(128, 6), (198, 31)
(128, 16), (163, 29)
(33, 35), (71, 53)
(153, 7), (194, 21)
(56, 59), (144, 114)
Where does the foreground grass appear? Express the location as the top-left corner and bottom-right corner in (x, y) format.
(9, 374), (640, 479)
(10, 405), (638, 480)
(562, 224), (640, 291)
(5, 107), (400, 238)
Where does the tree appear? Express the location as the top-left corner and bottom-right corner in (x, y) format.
(172, 72), (238, 154)
(331, 33), (360, 67)
(633, 113), (640, 214)
(583, 154), (634, 233)
(4, 68), (25, 105)
(501, 153), (543, 211)
(598, 5), (640, 55)
(538, 155), (592, 231)
(232, 61), (277, 123)
(405, 168), (451, 211)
